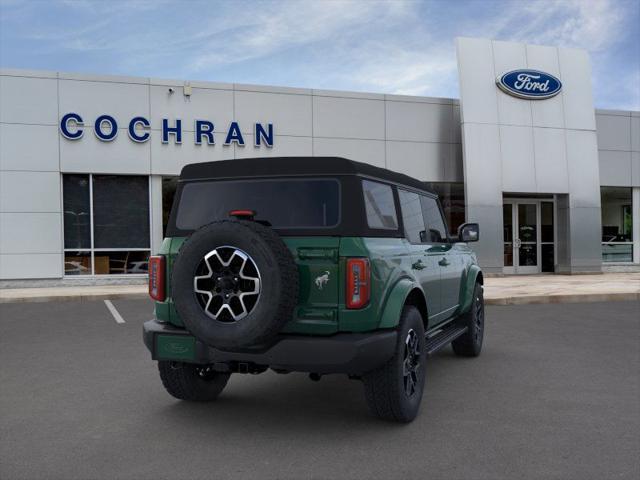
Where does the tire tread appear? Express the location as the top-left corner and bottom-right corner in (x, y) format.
(158, 361), (230, 401)
(452, 282), (484, 357)
(173, 219), (299, 349)
(363, 306), (425, 422)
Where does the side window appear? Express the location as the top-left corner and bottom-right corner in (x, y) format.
(398, 189), (426, 243)
(362, 180), (398, 230)
(420, 195), (448, 243)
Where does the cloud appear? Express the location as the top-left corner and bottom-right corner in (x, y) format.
(1, 0), (637, 108)
(282, 0), (636, 101)
(179, 0), (461, 98)
(490, 0), (626, 51)
(187, 1), (413, 72)
(333, 44), (458, 97)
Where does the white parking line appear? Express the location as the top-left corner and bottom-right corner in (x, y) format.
(104, 300), (125, 324)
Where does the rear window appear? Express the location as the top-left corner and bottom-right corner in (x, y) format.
(362, 180), (398, 230)
(174, 178), (340, 231)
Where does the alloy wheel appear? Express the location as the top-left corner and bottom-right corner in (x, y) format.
(193, 246), (261, 322)
(403, 329), (421, 397)
(474, 290), (484, 343)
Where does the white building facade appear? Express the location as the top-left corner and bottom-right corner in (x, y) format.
(0, 37), (638, 284)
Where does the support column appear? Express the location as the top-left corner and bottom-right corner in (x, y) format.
(556, 194), (602, 274)
(555, 195), (570, 272)
(149, 175), (164, 255)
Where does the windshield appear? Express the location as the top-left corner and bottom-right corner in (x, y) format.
(173, 178), (340, 231)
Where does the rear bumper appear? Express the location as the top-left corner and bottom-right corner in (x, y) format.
(143, 319), (397, 375)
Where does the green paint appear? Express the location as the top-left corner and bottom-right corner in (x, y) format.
(281, 237), (340, 334)
(338, 237), (414, 332)
(154, 237), (185, 326)
(154, 234), (481, 336)
(156, 334), (195, 361)
(378, 278), (419, 329)
(458, 264), (483, 314)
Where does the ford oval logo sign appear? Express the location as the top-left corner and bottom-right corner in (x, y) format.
(496, 69), (562, 100)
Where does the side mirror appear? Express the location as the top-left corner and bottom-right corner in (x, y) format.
(458, 223), (479, 243)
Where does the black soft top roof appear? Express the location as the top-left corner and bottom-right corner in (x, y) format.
(179, 157), (435, 195)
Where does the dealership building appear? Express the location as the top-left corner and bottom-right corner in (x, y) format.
(0, 37), (639, 285)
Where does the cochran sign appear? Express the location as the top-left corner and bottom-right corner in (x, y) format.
(59, 113), (274, 147)
(496, 69), (562, 100)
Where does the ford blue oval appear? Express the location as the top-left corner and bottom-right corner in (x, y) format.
(497, 69), (562, 99)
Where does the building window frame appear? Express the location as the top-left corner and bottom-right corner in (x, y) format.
(600, 186), (638, 265)
(62, 173), (152, 277)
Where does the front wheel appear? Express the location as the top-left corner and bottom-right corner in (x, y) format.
(362, 305), (426, 423)
(158, 361), (230, 401)
(452, 282), (484, 357)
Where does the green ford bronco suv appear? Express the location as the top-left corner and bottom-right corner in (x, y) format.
(143, 157), (484, 422)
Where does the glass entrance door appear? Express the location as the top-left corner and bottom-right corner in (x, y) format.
(503, 200), (555, 274)
(516, 203), (539, 273)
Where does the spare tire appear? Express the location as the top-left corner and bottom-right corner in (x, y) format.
(171, 220), (299, 350)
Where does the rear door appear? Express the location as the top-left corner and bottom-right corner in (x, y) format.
(420, 195), (463, 319)
(169, 176), (344, 335)
(398, 189), (442, 325)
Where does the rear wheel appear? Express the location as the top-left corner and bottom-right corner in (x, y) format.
(452, 282), (484, 357)
(158, 361), (230, 401)
(362, 305), (426, 423)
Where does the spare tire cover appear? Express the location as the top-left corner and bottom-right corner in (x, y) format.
(171, 220), (299, 350)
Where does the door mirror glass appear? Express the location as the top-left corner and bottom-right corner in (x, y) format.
(458, 223), (479, 242)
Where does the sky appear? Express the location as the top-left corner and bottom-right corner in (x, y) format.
(1, 0), (639, 110)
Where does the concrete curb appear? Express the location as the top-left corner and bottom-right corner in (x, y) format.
(485, 292), (640, 305)
(1, 291), (638, 305)
(0, 292), (149, 304)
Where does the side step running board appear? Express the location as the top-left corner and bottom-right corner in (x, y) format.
(424, 326), (468, 356)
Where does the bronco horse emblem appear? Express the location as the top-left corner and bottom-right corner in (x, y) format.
(315, 271), (330, 290)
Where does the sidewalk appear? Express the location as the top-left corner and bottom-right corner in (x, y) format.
(483, 273), (640, 305)
(1, 273), (638, 305)
(0, 284), (148, 304)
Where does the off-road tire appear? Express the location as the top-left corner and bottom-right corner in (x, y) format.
(452, 282), (484, 357)
(171, 220), (299, 350)
(158, 361), (230, 401)
(362, 305), (426, 423)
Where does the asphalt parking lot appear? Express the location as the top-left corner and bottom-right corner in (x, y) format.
(0, 300), (638, 480)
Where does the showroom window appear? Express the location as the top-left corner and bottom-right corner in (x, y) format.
(162, 177), (178, 235)
(424, 182), (465, 236)
(600, 187), (633, 263)
(63, 174), (150, 275)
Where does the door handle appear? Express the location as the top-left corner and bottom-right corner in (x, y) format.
(515, 238), (522, 248)
(411, 259), (426, 270)
(438, 257), (450, 267)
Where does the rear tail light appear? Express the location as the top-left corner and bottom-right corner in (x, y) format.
(149, 255), (166, 301)
(346, 258), (370, 309)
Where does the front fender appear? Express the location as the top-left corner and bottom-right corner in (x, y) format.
(458, 264), (483, 314)
(378, 278), (422, 329)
